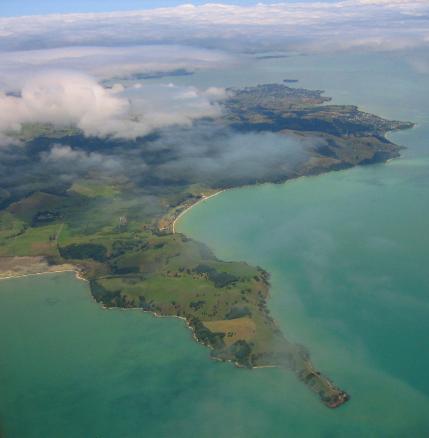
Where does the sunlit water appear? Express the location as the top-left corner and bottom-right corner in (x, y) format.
(1, 52), (428, 437)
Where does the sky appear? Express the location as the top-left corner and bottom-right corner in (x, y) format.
(0, 0), (337, 18)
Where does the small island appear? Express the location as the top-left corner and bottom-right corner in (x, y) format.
(0, 83), (413, 408)
(102, 68), (194, 87)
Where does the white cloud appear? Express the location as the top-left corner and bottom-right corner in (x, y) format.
(0, 71), (127, 138)
(0, 1), (427, 53)
(0, 70), (226, 143)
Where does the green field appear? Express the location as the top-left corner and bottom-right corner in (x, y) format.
(0, 179), (348, 406)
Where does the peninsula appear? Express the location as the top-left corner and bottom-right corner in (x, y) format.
(0, 83), (413, 408)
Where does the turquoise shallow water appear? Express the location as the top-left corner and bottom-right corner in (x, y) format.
(179, 161), (429, 436)
(1, 52), (429, 437)
(178, 52), (429, 436)
(0, 274), (353, 438)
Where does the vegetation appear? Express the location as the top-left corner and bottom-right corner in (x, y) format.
(0, 82), (413, 408)
(193, 264), (239, 288)
(60, 243), (108, 262)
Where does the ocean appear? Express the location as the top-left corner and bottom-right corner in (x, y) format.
(1, 51), (428, 437)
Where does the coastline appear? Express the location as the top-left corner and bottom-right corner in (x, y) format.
(0, 267), (86, 282)
(171, 177), (319, 234)
(1, 144), (409, 410)
(0, 255), (350, 408)
(172, 190), (226, 233)
(171, 138), (411, 235)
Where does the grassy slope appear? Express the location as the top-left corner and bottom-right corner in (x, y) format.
(0, 182), (348, 407)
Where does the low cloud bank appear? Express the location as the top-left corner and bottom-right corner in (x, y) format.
(0, 119), (320, 204)
(0, 71), (226, 144)
(0, 1), (428, 53)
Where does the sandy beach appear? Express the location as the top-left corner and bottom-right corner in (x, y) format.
(172, 190), (225, 233)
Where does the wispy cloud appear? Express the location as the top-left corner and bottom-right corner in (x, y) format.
(0, 45), (235, 90)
